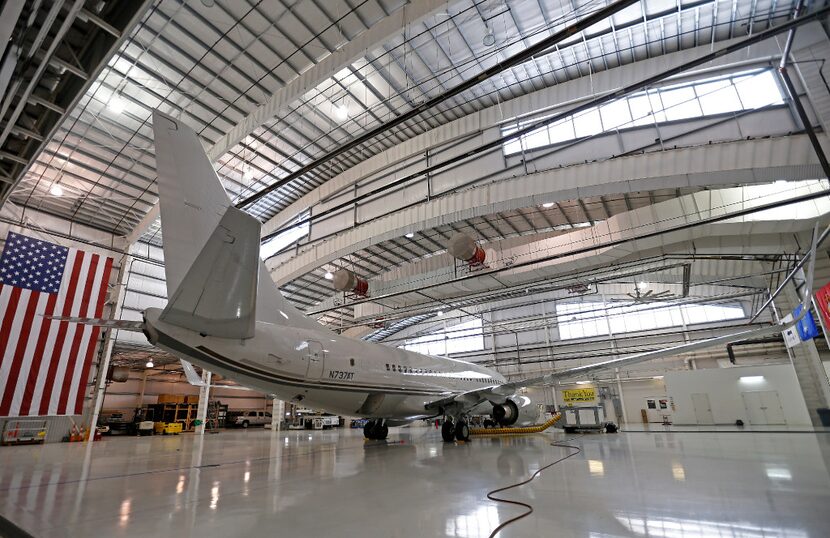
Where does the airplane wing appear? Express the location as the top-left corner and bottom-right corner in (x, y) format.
(426, 224), (820, 415)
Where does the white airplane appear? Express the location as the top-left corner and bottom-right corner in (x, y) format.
(64, 110), (815, 443)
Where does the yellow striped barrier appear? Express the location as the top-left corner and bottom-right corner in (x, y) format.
(469, 413), (562, 436)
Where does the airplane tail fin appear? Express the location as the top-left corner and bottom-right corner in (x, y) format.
(152, 110), (325, 337)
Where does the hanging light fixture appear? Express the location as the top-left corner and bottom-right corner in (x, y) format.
(49, 184), (64, 197)
(109, 93), (126, 114)
(482, 25), (496, 47)
(334, 100), (349, 121)
(145, 360), (154, 368)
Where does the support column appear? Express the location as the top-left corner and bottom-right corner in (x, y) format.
(616, 368), (629, 425)
(780, 271), (830, 426)
(194, 369), (212, 435)
(270, 398), (285, 431)
(136, 370), (148, 407)
(86, 253), (130, 440)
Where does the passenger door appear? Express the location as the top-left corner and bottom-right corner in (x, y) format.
(742, 391), (786, 425)
(691, 393), (714, 425)
(305, 340), (325, 380)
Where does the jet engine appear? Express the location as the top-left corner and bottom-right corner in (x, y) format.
(332, 269), (368, 296)
(490, 395), (541, 426)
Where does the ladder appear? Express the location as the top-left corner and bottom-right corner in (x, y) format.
(205, 400), (221, 434)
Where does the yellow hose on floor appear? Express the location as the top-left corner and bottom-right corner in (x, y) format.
(469, 413), (562, 436)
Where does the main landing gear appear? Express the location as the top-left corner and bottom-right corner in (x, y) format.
(363, 419), (388, 440)
(441, 417), (470, 442)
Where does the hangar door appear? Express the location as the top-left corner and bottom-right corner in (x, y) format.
(742, 391), (786, 425)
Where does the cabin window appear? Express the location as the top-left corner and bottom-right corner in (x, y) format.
(350, 358), (355, 367)
(385, 364), (389, 370)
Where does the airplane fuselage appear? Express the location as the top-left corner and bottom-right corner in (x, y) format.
(142, 307), (506, 421)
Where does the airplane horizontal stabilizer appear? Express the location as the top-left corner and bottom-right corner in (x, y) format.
(42, 316), (144, 332)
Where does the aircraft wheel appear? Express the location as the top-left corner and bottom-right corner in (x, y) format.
(441, 420), (455, 442)
(376, 424), (388, 440)
(363, 420), (376, 439)
(454, 421), (470, 442)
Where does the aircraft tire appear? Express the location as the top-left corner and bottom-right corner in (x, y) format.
(441, 421), (455, 442)
(454, 421), (470, 442)
(363, 420), (376, 439)
(377, 424), (388, 440)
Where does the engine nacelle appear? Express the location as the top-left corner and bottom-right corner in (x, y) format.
(491, 395), (541, 426)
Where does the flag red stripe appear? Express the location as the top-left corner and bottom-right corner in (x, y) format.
(0, 286), (21, 354)
(73, 256), (113, 415)
(57, 254), (99, 415)
(0, 286), (22, 400)
(0, 290), (40, 415)
(38, 251), (85, 416)
(20, 293), (58, 415)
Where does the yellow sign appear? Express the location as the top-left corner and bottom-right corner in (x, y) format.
(562, 388), (596, 402)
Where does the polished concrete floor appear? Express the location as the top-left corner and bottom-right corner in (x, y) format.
(2, 425), (830, 537)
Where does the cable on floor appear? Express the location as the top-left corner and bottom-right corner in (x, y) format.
(486, 436), (582, 538)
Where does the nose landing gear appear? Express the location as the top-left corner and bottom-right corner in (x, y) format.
(363, 419), (388, 440)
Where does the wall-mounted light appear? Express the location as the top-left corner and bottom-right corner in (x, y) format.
(739, 375), (765, 384)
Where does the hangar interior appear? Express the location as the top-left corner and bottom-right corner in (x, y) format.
(1, 0), (830, 536)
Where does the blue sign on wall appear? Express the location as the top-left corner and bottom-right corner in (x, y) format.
(794, 304), (819, 341)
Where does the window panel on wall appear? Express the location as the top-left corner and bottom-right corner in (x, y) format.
(696, 79), (741, 114)
(628, 95), (654, 126)
(557, 300), (746, 340)
(573, 108), (603, 137)
(500, 68), (784, 156)
(523, 125), (550, 149)
(647, 91), (668, 123)
(548, 118), (575, 143)
(403, 319), (484, 355)
(660, 86), (702, 121)
(599, 100), (633, 130)
(735, 71), (784, 109)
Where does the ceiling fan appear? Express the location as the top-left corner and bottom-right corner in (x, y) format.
(611, 281), (675, 303)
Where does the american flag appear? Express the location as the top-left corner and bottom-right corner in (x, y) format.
(0, 232), (113, 417)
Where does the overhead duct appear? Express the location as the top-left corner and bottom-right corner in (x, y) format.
(332, 269), (368, 296)
(448, 233), (486, 267)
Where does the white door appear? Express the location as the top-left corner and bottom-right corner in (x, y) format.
(742, 391), (786, 425)
(306, 341), (325, 380)
(691, 393), (715, 425)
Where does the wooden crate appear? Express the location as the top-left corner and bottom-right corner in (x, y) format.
(157, 394), (185, 404)
(185, 395), (200, 404)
